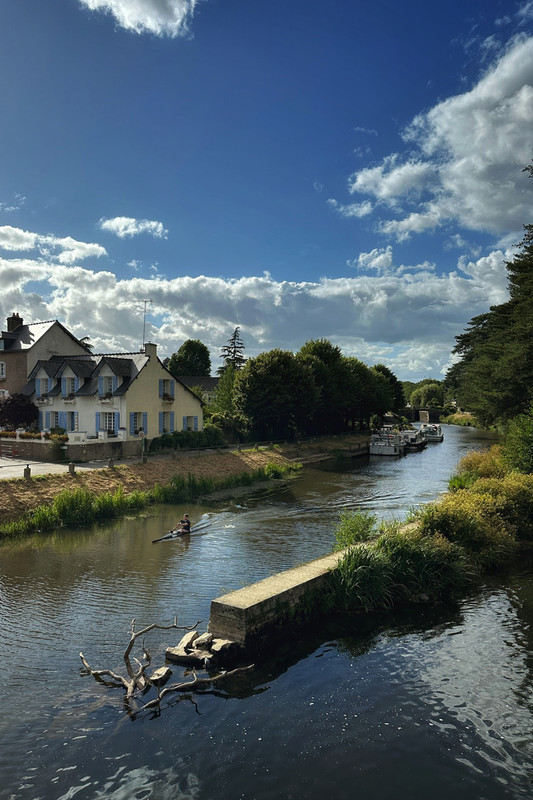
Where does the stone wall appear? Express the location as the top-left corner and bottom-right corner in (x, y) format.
(208, 551), (346, 649)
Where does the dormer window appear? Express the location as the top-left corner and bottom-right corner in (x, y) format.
(98, 375), (117, 397)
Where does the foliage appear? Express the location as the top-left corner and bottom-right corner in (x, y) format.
(409, 381), (444, 408)
(413, 490), (518, 569)
(334, 510), (378, 550)
(149, 426), (226, 453)
(218, 327), (246, 374)
(168, 339), (211, 377)
(207, 364), (236, 415)
(500, 404), (533, 473)
(373, 364), (406, 411)
(0, 393), (39, 430)
(234, 349), (318, 440)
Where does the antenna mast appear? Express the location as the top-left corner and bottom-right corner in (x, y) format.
(142, 299), (152, 350)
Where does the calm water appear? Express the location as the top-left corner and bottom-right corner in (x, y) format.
(1, 425), (532, 800)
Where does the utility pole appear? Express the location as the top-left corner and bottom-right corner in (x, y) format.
(142, 299), (152, 350)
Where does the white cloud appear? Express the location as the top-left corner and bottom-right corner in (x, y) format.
(77, 0), (199, 37)
(0, 225), (107, 263)
(99, 216), (168, 239)
(346, 36), (533, 241)
(0, 194), (26, 213)
(0, 244), (511, 381)
(327, 198), (373, 218)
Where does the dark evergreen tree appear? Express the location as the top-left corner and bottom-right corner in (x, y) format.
(219, 327), (246, 374)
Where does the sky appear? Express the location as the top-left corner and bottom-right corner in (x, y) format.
(1, 0), (532, 381)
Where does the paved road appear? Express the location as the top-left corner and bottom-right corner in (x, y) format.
(0, 454), (142, 481)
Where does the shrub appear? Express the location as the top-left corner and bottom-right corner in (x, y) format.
(415, 490), (518, 569)
(468, 473), (533, 541)
(328, 543), (394, 612)
(501, 405), (533, 474)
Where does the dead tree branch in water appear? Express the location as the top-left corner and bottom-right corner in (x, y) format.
(80, 618), (254, 714)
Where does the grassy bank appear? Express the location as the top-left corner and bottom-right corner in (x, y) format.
(0, 461), (301, 539)
(326, 446), (533, 613)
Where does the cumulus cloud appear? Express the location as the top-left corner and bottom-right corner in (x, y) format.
(343, 36), (533, 241)
(99, 216), (168, 239)
(77, 0), (199, 37)
(0, 243), (511, 380)
(0, 225), (107, 262)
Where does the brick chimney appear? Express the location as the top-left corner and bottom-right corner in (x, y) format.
(7, 313), (23, 332)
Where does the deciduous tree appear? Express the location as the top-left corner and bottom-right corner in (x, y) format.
(168, 340), (211, 377)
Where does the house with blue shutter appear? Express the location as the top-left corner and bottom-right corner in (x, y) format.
(23, 342), (203, 447)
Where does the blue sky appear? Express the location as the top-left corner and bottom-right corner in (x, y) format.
(1, 0), (532, 380)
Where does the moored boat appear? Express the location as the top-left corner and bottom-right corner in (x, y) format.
(400, 427), (428, 451)
(369, 429), (406, 456)
(420, 423), (444, 442)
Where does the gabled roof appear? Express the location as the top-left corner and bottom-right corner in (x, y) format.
(0, 319), (89, 352)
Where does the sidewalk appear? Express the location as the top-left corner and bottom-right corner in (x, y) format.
(0, 454), (144, 481)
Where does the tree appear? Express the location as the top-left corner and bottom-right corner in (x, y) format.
(410, 380), (444, 408)
(234, 349), (317, 440)
(208, 364), (236, 415)
(297, 339), (353, 433)
(168, 340), (211, 377)
(373, 364), (406, 411)
(219, 327), (246, 374)
(0, 393), (38, 429)
(447, 163), (533, 427)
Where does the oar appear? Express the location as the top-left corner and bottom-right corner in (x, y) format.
(151, 521), (211, 543)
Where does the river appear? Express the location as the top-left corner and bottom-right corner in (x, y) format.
(1, 424), (532, 800)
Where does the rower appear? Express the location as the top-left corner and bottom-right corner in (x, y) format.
(176, 513), (191, 534)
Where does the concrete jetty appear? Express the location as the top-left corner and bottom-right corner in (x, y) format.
(208, 550), (346, 648)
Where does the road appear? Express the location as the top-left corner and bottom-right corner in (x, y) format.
(0, 454), (143, 480)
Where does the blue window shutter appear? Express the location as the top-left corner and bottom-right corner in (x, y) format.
(159, 379), (164, 397)
(170, 380), (175, 398)
(48, 378), (53, 393)
(159, 412), (164, 434)
(95, 412), (100, 433)
(194, 416), (198, 431)
(112, 376), (117, 393)
(129, 413), (135, 435)
(183, 416), (187, 431)
(58, 412), (67, 429)
(170, 412), (174, 432)
(45, 411), (50, 428)
(39, 411), (43, 429)
(98, 376), (104, 396)
(75, 377), (80, 392)
(36, 379), (41, 398)
(114, 412), (120, 432)
(142, 412), (147, 434)
(61, 378), (67, 397)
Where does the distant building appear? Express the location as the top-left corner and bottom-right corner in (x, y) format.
(177, 376), (219, 404)
(0, 312), (89, 398)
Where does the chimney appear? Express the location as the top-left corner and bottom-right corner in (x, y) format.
(7, 313), (23, 332)
(143, 342), (157, 359)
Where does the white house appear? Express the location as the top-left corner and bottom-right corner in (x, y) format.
(24, 342), (203, 442)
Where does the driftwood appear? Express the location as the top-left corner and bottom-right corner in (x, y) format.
(80, 618), (253, 714)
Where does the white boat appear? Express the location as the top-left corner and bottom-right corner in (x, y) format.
(419, 423), (444, 442)
(369, 429), (406, 456)
(401, 428), (428, 451)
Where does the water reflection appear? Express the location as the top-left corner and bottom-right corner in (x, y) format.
(1, 424), (532, 800)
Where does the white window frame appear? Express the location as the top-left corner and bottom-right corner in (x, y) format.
(0, 361), (5, 379)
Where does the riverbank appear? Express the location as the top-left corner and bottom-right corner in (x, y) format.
(0, 435), (369, 526)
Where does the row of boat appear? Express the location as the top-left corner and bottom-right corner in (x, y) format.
(369, 423), (444, 456)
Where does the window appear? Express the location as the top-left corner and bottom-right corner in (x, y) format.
(66, 377), (76, 394)
(101, 412), (115, 432)
(0, 361), (5, 379)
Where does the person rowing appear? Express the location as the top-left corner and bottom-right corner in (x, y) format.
(175, 513), (191, 535)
